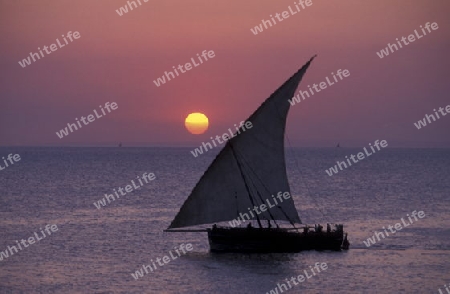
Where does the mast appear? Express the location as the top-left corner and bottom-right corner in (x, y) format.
(229, 142), (263, 228)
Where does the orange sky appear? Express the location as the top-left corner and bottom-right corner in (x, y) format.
(1, 0), (449, 146)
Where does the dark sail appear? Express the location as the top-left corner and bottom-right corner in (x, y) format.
(169, 56), (316, 229)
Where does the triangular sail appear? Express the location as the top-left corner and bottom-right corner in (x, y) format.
(169, 56), (316, 229)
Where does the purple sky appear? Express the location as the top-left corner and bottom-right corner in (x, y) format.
(1, 0), (449, 147)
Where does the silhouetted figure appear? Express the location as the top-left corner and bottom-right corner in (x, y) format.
(316, 224), (323, 233)
(342, 233), (350, 250)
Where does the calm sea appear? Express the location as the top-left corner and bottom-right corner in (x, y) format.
(0, 147), (449, 294)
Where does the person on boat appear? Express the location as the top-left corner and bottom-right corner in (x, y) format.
(342, 233), (350, 250)
(327, 223), (331, 233)
(247, 223), (252, 229)
(303, 226), (309, 234)
(316, 224), (323, 233)
(213, 224), (217, 230)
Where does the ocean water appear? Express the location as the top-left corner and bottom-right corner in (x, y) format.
(0, 147), (449, 294)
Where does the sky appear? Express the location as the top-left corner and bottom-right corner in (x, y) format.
(0, 0), (449, 147)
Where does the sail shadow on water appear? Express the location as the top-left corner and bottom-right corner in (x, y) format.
(165, 56), (350, 253)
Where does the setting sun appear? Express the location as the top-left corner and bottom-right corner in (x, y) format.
(185, 113), (209, 134)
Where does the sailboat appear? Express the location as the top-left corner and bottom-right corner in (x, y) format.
(165, 56), (349, 253)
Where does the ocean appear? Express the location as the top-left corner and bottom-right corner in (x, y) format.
(0, 147), (449, 294)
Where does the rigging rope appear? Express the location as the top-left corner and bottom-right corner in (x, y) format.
(284, 134), (327, 220)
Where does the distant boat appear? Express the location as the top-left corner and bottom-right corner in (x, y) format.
(165, 56), (349, 253)
(118, 142), (122, 147)
(336, 142), (340, 148)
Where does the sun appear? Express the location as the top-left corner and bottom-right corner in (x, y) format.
(185, 113), (209, 135)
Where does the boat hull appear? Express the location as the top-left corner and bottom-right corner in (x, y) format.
(207, 227), (347, 253)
